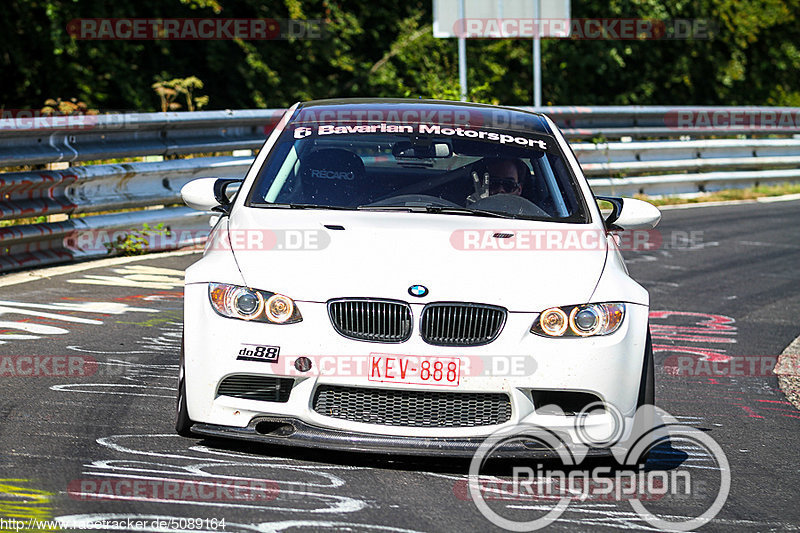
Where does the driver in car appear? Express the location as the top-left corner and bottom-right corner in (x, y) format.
(485, 158), (523, 195)
(468, 157), (525, 203)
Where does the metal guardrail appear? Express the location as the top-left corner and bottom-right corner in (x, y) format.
(0, 109), (281, 167)
(0, 156), (252, 220)
(0, 156), (252, 272)
(590, 168), (800, 197)
(1, 106), (799, 273)
(2, 105), (797, 165)
(521, 105), (800, 139)
(575, 138), (800, 195)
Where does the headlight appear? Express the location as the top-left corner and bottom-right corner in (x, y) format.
(208, 283), (302, 324)
(265, 294), (295, 323)
(539, 307), (568, 336)
(531, 303), (624, 337)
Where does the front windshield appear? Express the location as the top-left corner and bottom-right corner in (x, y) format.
(247, 120), (588, 222)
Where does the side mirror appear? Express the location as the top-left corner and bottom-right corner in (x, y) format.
(181, 178), (242, 214)
(597, 196), (661, 230)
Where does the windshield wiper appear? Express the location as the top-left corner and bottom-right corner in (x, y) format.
(357, 205), (429, 213)
(429, 207), (517, 219)
(356, 205), (516, 219)
(250, 202), (355, 210)
(253, 202), (519, 219)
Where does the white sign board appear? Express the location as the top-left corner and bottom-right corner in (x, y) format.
(433, 0), (571, 38)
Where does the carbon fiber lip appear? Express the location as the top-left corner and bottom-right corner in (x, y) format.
(190, 417), (614, 458)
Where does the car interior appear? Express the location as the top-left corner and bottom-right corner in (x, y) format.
(254, 133), (584, 220)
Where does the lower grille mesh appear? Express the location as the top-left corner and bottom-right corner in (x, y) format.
(312, 385), (512, 427)
(217, 375), (293, 403)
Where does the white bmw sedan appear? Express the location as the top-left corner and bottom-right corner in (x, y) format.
(177, 99), (661, 457)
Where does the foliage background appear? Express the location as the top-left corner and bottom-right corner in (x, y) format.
(2, 0), (798, 111)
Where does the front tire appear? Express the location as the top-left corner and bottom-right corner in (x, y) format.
(628, 328), (655, 465)
(638, 329), (655, 408)
(176, 339), (195, 437)
(597, 329), (656, 467)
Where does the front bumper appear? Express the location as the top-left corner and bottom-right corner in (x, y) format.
(183, 282), (651, 453)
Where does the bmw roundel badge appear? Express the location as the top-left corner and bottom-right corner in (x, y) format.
(408, 285), (429, 297)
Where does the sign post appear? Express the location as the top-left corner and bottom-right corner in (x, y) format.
(432, 0), (570, 105)
(458, 0), (467, 100)
(533, 0), (542, 107)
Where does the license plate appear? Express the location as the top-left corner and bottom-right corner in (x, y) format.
(368, 354), (461, 387)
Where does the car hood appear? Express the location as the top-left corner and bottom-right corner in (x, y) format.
(228, 208), (608, 312)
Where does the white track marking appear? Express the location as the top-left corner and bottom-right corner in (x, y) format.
(0, 249), (199, 288)
(68, 345), (163, 355)
(0, 321), (69, 335)
(505, 503), (796, 530)
(64, 490), (364, 514)
(97, 435), (230, 462)
(84, 463), (347, 491)
(68, 468), (363, 514)
(0, 306), (102, 324)
(67, 275), (180, 290)
(0, 300), (157, 314)
(50, 383), (175, 398)
(252, 521), (427, 532)
(187, 446), (364, 470)
(67, 265), (185, 289)
(0, 334), (41, 343)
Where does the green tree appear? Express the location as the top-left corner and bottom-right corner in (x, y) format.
(1, 0), (798, 110)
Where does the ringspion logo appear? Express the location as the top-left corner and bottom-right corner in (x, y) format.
(466, 405), (730, 531)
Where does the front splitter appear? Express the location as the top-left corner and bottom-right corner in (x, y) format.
(191, 417), (614, 459)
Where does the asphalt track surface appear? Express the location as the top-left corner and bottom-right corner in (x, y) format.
(0, 198), (798, 532)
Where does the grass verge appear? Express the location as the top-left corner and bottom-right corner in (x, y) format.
(635, 183), (800, 206)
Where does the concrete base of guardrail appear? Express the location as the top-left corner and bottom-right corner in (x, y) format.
(775, 336), (800, 410)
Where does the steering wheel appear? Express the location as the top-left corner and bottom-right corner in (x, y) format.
(363, 194), (463, 208)
(469, 194), (551, 218)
